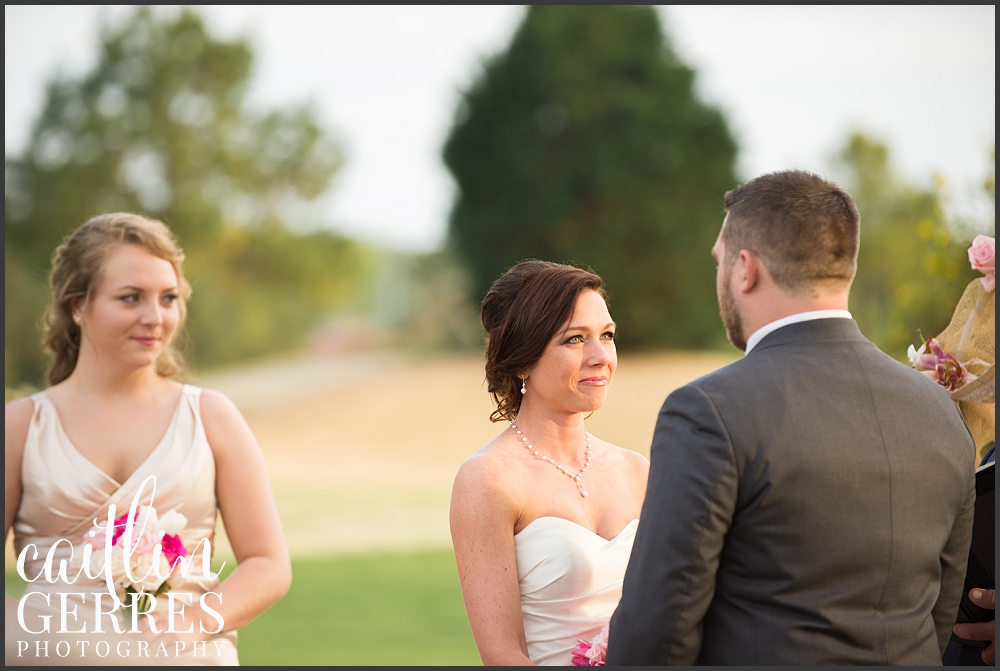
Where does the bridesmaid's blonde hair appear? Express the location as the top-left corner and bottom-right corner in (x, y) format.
(43, 213), (192, 386)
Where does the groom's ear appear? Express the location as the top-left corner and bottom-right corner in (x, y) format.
(737, 249), (760, 295)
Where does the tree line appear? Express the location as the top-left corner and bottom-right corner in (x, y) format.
(5, 6), (989, 389)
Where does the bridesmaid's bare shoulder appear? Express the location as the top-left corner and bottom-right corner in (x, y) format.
(5, 396), (35, 530)
(197, 388), (260, 461)
(197, 387), (241, 419)
(5, 396), (35, 456)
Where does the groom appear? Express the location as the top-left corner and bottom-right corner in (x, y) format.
(606, 171), (976, 665)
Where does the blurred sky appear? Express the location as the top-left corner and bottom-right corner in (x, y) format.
(5, 5), (996, 251)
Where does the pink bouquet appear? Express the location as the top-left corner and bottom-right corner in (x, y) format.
(571, 623), (609, 666)
(82, 505), (189, 610)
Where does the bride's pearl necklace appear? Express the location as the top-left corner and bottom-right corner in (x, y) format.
(509, 419), (591, 498)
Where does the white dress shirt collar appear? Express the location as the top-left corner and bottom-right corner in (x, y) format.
(743, 309), (853, 355)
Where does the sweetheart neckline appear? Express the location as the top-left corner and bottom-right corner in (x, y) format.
(515, 515), (638, 542)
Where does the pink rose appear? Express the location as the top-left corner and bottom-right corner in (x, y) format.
(571, 639), (594, 666)
(84, 520), (113, 548)
(571, 623), (609, 666)
(127, 531), (157, 555)
(968, 234), (995, 291)
(111, 512), (131, 545)
(161, 533), (188, 569)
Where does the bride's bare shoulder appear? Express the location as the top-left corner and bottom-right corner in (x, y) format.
(620, 444), (651, 470)
(452, 431), (526, 501)
(588, 438), (649, 505)
(595, 437), (649, 475)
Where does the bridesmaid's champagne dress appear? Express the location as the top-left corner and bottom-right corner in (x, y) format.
(6, 386), (239, 665)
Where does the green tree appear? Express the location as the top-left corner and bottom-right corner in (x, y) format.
(443, 6), (738, 348)
(840, 133), (982, 358)
(5, 8), (365, 386)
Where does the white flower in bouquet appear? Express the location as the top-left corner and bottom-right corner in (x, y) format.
(79, 504), (191, 611)
(130, 549), (171, 593)
(157, 508), (188, 536)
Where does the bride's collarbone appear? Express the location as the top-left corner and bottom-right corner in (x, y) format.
(506, 436), (609, 473)
(513, 450), (626, 494)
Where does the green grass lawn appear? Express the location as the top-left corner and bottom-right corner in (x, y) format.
(6, 548), (481, 666)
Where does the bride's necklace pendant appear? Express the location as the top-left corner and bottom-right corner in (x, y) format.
(509, 419), (591, 498)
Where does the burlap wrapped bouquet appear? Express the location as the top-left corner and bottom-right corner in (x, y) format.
(932, 235), (995, 461)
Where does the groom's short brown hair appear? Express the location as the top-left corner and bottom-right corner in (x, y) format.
(721, 170), (860, 291)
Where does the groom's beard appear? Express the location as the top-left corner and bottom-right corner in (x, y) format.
(718, 267), (747, 351)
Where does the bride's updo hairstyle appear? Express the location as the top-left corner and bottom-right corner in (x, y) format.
(481, 260), (607, 422)
(43, 213), (193, 386)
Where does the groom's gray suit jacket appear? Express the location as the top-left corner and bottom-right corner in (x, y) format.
(605, 318), (976, 666)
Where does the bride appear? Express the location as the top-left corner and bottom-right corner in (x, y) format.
(450, 260), (649, 665)
(5, 213), (290, 665)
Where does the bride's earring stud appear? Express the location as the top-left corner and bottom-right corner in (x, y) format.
(72, 313), (81, 324)
(520, 377), (527, 395)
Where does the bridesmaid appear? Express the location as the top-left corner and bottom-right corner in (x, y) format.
(5, 213), (290, 665)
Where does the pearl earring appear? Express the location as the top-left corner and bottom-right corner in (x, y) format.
(72, 313), (81, 324)
(520, 377), (527, 395)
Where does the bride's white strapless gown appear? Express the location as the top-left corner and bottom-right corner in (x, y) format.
(514, 516), (638, 666)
